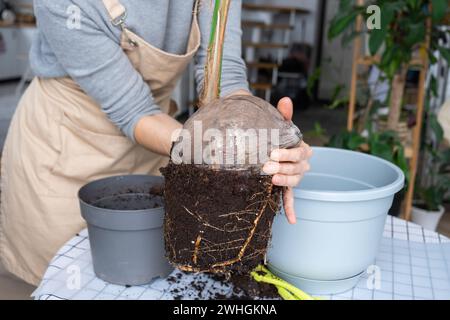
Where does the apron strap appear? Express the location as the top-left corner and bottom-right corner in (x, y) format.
(193, 0), (200, 14)
(102, 0), (138, 46)
(102, 0), (126, 23)
(103, 0), (200, 24)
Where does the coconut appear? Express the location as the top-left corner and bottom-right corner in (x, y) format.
(161, 95), (301, 274)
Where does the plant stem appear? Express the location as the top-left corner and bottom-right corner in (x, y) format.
(387, 65), (408, 130)
(200, 0), (231, 106)
(358, 82), (377, 134)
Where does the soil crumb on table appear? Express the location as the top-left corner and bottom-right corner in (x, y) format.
(216, 273), (279, 300)
(165, 271), (279, 300)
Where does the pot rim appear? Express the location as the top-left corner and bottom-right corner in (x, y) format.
(294, 147), (405, 202)
(78, 175), (165, 231)
(78, 174), (164, 215)
(79, 197), (163, 215)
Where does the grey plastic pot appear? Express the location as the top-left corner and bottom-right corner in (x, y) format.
(79, 175), (173, 286)
(267, 147), (405, 295)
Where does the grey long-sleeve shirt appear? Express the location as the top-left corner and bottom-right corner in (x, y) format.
(30, 0), (249, 141)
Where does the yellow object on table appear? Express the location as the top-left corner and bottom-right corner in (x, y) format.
(251, 265), (320, 300)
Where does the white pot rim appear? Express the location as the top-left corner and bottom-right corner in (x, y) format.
(412, 204), (445, 215)
(294, 147), (405, 202)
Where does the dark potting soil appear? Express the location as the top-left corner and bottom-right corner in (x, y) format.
(161, 162), (282, 275)
(92, 193), (163, 211)
(165, 271), (279, 300)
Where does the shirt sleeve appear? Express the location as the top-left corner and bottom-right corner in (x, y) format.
(33, 0), (162, 141)
(195, 0), (249, 97)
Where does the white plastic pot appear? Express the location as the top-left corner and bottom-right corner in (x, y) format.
(267, 147), (405, 295)
(411, 205), (444, 231)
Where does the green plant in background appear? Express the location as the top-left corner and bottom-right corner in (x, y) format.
(415, 119), (450, 211)
(410, 39), (450, 213)
(327, 130), (366, 150)
(326, 84), (350, 110)
(367, 130), (410, 184)
(414, 108), (450, 211)
(304, 122), (330, 146)
(415, 148), (450, 211)
(327, 128), (410, 185)
(309, 122), (328, 138)
(306, 67), (358, 110)
(328, 0), (450, 132)
(306, 67), (322, 99)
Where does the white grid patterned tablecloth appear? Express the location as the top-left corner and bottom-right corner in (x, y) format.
(32, 216), (450, 300)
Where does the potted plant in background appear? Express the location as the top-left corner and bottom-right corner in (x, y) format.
(328, 0), (450, 137)
(412, 150), (449, 230)
(412, 112), (450, 230)
(325, 0), (449, 216)
(412, 175), (448, 231)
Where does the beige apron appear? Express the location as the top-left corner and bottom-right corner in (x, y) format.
(0, 0), (200, 285)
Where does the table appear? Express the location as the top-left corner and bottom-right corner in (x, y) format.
(32, 216), (450, 300)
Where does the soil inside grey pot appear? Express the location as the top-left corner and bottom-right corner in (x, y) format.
(79, 175), (173, 286)
(91, 192), (163, 211)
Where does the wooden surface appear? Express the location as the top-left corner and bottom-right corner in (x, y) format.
(242, 3), (310, 14)
(402, 18), (431, 221)
(404, 145), (413, 159)
(242, 20), (293, 30)
(0, 21), (36, 28)
(249, 82), (272, 90)
(243, 41), (289, 49)
(357, 55), (423, 67)
(347, 0), (364, 131)
(246, 62), (279, 69)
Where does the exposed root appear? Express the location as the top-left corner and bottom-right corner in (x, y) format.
(192, 235), (202, 265)
(175, 183), (275, 273)
(211, 184), (273, 269)
(183, 206), (228, 232)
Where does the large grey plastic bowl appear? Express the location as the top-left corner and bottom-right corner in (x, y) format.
(79, 175), (173, 286)
(267, 147), (405, 294)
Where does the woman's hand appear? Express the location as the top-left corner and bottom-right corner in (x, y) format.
(263, 97), (313, 225)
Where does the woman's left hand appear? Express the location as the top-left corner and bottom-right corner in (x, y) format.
(263, 97), (313, 225)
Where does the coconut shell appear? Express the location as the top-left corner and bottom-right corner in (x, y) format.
(171, 95), (302, 169)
